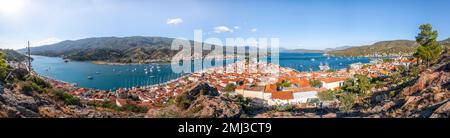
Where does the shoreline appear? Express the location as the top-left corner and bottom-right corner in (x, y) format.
(37, 61), (366, 92)
(32, 54), (373, 91)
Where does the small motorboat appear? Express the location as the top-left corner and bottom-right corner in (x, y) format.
(87, 76), (94, 80)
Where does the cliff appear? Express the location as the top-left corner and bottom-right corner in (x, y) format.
(146, 82), (242, 118)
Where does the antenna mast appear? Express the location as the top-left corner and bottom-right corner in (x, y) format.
(27, 41), (31, 74)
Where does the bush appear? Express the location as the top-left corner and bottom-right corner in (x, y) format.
(233, 95), (253, 114)
(317, 90), (335, 101)
(0, 51), (9, 80)
(389, 91), (396, 97)
(175, 93), (192, 109)
(11, 68), (29, 81)
(339, 93), (356, 112)
(19, 81), (34, 96)
(120, 104), (148, 113)
(309, 79), (323, 88)
(49, 89), (81, 106)
(382, 58), (395, 62)
(326, 69), (336, 73)
(26, 75), (52, 88)
(225, 83), (236, 92)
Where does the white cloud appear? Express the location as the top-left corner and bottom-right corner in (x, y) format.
(250, 28), (257, 32)
(234, 26), (240, 29)
(34, 37), (63, 46)
(214, 26), (234, 33)
(166, 18), (183, 25)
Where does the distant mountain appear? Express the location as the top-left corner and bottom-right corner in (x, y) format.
(327, 38), (450, 57)
(1, 49), (28, 62)
(323, 46), (354, 52)
(326, 40), (418, 57)
(440, 38), (450, 46)
(18, 36), (212, 63)
(280, 48), (324, 53)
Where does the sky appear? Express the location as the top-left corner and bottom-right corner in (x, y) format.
(1, 0), (450, 50)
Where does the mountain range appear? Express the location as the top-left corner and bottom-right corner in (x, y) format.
(18, 36), (450, 63)
(326, 38), (450, 57)
(19, 36), (207, 63)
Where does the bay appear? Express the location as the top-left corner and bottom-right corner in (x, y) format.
(31, 53), (370, 90)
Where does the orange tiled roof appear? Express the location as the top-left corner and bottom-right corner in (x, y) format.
(264, 84), (277, 93)
(298, 78), (310, 87)
(271, 91), (293, 100)
(291, 87), (319, 93)
(236, 85), (245, 90)
(319, 77), (346, 83)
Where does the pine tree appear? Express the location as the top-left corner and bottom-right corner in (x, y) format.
(414, 24), (443, 66)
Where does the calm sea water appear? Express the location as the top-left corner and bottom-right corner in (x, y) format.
(32, 53), (370, 90)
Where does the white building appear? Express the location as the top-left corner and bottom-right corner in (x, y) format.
(319, 78), (346, 90)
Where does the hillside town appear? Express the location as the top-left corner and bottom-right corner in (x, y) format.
(41, 56), (417, 109)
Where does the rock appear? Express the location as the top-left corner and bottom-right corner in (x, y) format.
(188, 95), (241, 118)
(383, 101), (395, 111)
(367, 114), (381, 118)
(322, 113), (337, 118)
(0, 84), (4, 95)
(401, 96), (421, 109)
(146, 82), (242, 118)
(370, 106), (383, 113)
(185, 82), (219, 97)
(430, 101), (450, 118)
(433, 92), (449, 102)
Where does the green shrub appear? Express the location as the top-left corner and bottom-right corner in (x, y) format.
(225, 83), (236, 92)
(0, 51), (9, 80)
(339, 93), (356, 112)
(271, 105), (281, 112)
(309, 79), (323, 88)
(175, 93), (192, 109)
(233, 95), (253, 114)
(50, 89), (81, 106)
(389, 91), (396, 97)
(26, 75), (52, 88)
(19, 81), (34, 96)
(317, 90), (336, 101)
(382, 58), (395, 62)
(120, 104), (148, 113)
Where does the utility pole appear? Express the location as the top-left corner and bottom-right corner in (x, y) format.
(27, 41), (32, 74)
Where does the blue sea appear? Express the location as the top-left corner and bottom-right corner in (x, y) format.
(32, 53), (370, 90)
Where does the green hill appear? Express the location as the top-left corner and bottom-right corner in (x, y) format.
(327, 38), (450, 57)
(1, 49), (28, 62)
(18, 37), (211, 63)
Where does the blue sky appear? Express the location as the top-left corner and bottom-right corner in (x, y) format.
(1, 0), (450, 49)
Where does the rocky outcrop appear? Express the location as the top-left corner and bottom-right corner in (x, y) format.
(430, 101), (450, 118)
(364, 51), (450, 118)
(146, 82), (242, 118)
(0, 88), (144, 118)
(187, 95), (241, 118)
(184, 82), (220, 97)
